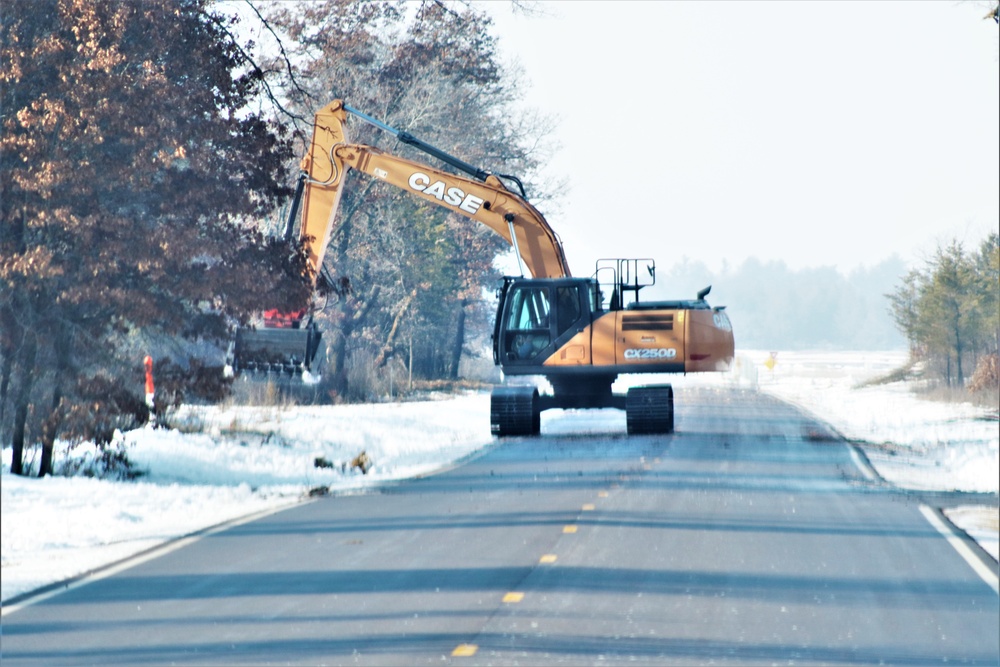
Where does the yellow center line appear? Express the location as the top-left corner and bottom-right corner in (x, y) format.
(563, 525), (578, 533)
(581, 503), (595, 511)
(502, 591), (525, 603)
(539, 554), (558, 564)
(452, 644), (478, 657)
(598, 490), (609, 498)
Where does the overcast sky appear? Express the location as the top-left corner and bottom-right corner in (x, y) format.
(478, 1), (999, 277)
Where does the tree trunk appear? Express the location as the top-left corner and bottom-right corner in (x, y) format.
(10, 334), (37, 476)
(448, 299), (467, 380)
(330, 285), (381, 397)
(0, 349), (12, 429)
(955, 325), (964, 386)
(39, 410), (60, 478)
(330, 316), (352, 397)
(39, 327), (71, 477)
(375, 289), (416, 368)
(11, 401), (29, 476)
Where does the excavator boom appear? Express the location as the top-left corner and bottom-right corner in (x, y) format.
(300, 100), (571, 280)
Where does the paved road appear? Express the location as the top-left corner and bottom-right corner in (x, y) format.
(2, 388), (997, 666)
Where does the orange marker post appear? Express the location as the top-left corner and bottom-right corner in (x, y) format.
(144, 355), (156, 425)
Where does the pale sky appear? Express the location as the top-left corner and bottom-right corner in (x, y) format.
(480, 1), (999, 276)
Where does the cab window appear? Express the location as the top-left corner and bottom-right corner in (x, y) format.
(503, 286), (552, 361)
(506, 287), (550, 330)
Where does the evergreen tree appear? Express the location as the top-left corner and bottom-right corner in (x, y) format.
(888, 235), (998, 386)
(972, 233), (1000, 356)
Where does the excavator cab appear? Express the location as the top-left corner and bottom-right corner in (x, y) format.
(494, 278), (594, 367)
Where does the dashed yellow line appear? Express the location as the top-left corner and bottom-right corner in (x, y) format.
(539, 554), (558, 564)
(452, 643), (478, 657)
(581, 503), (595, 511)
(502, 591), (525, 603)
(563, 525), (578, 533)
(598, 490), (609, 498)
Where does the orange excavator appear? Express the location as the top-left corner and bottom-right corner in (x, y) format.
(234, 100), (734, 435)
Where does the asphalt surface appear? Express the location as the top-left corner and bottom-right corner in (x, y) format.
(1, 387), (997, 666)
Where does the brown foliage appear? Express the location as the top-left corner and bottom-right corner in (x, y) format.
(146, 358), (233, 407)
(61, 375), (149, 446)
(968, 354), (999, 394)
(1, 0), (312, 468)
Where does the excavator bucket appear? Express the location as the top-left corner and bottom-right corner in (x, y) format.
(233, 323), (323, 376)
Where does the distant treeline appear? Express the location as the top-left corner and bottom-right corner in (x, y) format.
(645, 255), (910, 351)
(648, 234), (1000, 388)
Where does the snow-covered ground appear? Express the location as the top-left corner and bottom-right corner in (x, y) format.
(2, 350), (997, 604)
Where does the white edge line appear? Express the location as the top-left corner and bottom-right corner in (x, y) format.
(846, 443), (877, 482)
(0, 500), (307, 617)
(919, 504), (999, 595)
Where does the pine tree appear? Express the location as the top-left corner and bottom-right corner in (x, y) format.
(888, 236), (998, 387)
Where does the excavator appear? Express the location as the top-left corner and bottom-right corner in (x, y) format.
(234, 100), (735, 435)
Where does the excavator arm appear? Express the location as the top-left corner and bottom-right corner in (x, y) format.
(298, 100), (572, 280)
(231, 99), (569, 376)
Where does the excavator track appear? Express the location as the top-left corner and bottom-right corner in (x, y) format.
(490, 386), (541, 436)
(625, 384), (674, 435)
